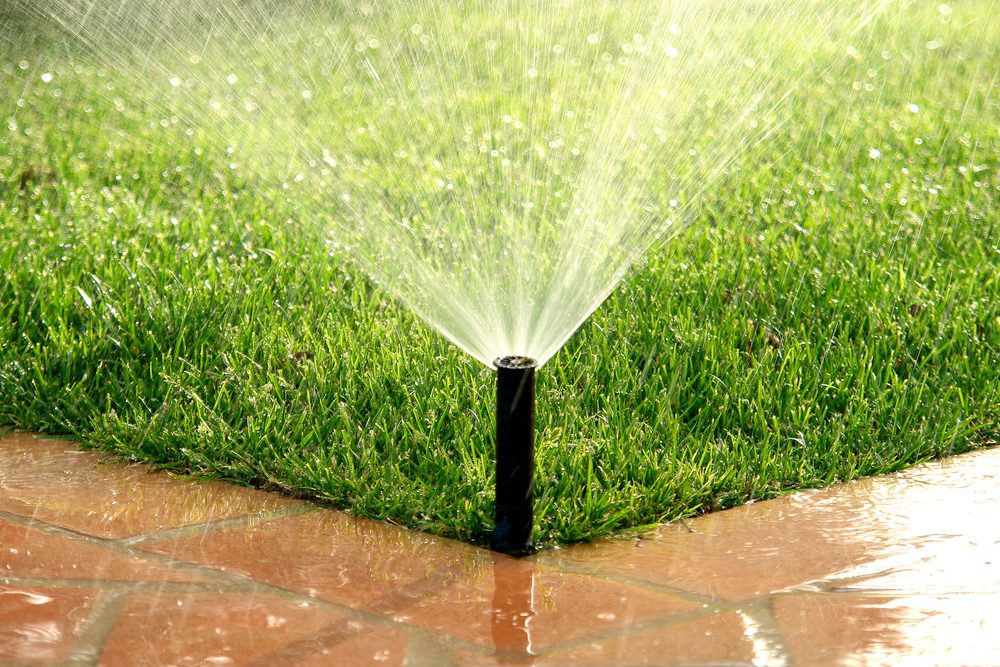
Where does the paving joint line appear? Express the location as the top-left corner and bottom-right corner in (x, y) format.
(0, 509), (251, 586)
(58, 587), (132, 667)
(118, 503), (317, 545)
(737, 596), (794, 667)
(1, 505), (493, 655)
(2, 458), (764, 660)
(530, 554), (740, 609)
(1, 575), (266, 594)
(403, 628), (460, 666)
(7, 509), (750, 659)
(1, 571), (485, 658)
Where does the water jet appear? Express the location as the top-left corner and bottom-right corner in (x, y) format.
(2, 0), (924, 550)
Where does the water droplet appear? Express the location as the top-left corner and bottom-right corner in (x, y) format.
(226, 73), (238, 85)
(868, 148), (882, 159)
(587, 33), (600, 45)
(3, 591), (54, 605)
(938, 4), (953, 16)
(907, 103), (920, 113)
(169, 76), (182, 88)
(75, 287), (93, 308)
(40, 72), (53, 83)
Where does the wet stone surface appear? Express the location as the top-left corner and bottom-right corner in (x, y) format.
(0, 585), (98, 664)
(97, 592), (411, 667)
(1, 431), (999, 665)
(0, 433), (302, 539)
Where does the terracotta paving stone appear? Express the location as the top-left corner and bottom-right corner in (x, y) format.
(450, 652), (540, 667)
(0, 518), (211, 583)
(452, 611), (755, 666)
(0, 432), (302, 539)
(140, 511), (698, 651)
(395, 556), (700, 651)
(96, 591), (410, 667)
(295, 628), (410, 667)
(0, 585), (98, 663)
(774, 593), (1000, 667)
(138, 509), (492, 609)
(536, 495), (875, 602)
(541, 611), (755, 666)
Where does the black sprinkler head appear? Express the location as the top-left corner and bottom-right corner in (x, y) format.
(492, 355), (538, 555)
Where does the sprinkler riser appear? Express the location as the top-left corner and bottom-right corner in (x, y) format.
(492, 356), (537, 555)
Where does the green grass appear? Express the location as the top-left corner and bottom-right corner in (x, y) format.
(1, 2), (998, 547)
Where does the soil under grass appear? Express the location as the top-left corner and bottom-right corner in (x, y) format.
(1, 3), (998, 547)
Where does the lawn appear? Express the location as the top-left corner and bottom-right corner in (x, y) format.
(1, 1), (997, 547)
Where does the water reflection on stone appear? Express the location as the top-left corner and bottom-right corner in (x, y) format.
(0, 586), (97, 663)
(490, 557), (537, 662)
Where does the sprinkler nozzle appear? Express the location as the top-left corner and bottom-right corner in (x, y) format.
(492, 355), (537, 555)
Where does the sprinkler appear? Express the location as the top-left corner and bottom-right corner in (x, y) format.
(492, 355), (537, 555)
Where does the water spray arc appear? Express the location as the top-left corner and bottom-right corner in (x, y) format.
(492, 356), (538, 554)
(6, 0), (902, 550)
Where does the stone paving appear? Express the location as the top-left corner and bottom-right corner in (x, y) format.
(1, 430), (998, 666)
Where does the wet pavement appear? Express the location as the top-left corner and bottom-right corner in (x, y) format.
(1, 430), (998, 666)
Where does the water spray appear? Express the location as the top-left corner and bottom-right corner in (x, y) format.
(492, 355), (537, 555)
